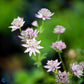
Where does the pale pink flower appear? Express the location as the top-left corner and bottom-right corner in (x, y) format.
(44, 59), (61, 72)
(32, 21), (38, 27)
(53, 25), (65, 33)
(79, 62), (84, 70)
(22, 39), (44, 56)
(52, 40), (66, 50)
(56, 71), (69, 83)
(19, 28), (38, 41)
(35, 8), (54, 20)
(70, 62), (83, 78)
(9, 16), (25, 32)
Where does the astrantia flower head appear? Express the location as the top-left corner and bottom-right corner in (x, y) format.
(44, 59), (61, 72)
(22, 39), (44, 56)
(52, 40), (66, 50)
(19, 28), (38, 41)
(56, 71), (69, 83)
(70, 62), (83, 78)
(9, 16), (25, 32)
(53, 25), (65, 33)
(35, 8), (54, 20)
(79, 61), (84, 70)
(32, 21), (38, 27)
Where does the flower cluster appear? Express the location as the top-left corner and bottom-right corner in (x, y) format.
(8, 8), (84, 84)
(56, 71), (69, 83)
(70, 62), (83, 78)
(52, 40), (66, 50)
(44, 60), (70, 83)
(8, 8), (54, 56)
(9, 16), (25, 32)
(44, 60), (61, 72)
(52, 25), (66, 51)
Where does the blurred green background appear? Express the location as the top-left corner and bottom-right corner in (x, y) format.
(0, 0), (84, 84)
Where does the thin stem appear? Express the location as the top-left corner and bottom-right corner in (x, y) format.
(37, 24), (39, 31)
(57, 34), (60, 41)
(39, 20), (44, 33)
(58, 51), (66, 71)
(19, 28), (22, 33)
(41, 20), (44, 28)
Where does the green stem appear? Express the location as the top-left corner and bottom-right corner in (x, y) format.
(19, 28), (22, 33)
(57, 34), (60, 41)
(41, 20), (44, 28)
(39, 20), (44, 33)
(58, 51), (66, 71)
(35, 20), (44, 67)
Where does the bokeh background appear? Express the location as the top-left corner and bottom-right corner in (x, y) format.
(0, 0), (84, 84)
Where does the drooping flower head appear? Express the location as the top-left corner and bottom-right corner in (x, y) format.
(32, 21), (38, 27)
(22, 39), (44, 56)
(79, 61), (84, 70)
(56, 71), (69, 83)
(44, 59), (61, 72)
(19, 28), (38, 41)
(70, 62), (83, 78)
(53, 25), (65, 33)
(35, 8), (54, 20)
(9, 16), (25, 32)
(52, 40), (66, 50)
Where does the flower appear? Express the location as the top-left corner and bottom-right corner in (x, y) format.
(32, 21), (38, 27)
(52, 40), (66, 50)
(19, 28), (38, 41)
(22, 39), (44, 56)
(35, 8), (54, 20)
(53, 25), (65, 33)
(56, 71), (69, 83)
(79, 61), (84, 70)
(70, 63), (83, 78)
(9, 16), (25, 32)
(44, 59), (61, 72)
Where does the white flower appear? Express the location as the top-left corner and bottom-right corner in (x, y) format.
(22, 39), (44, 56)
(9, 16), (25, 32)
(56, 71), (69, 83)
(35, 8), (54, 20)
(52, 40), (66, 50)
(71, 63), (83, 78)
(44, 59), (61, 72)
(19, 28), (38, 41)
(53, 25), (65, 33)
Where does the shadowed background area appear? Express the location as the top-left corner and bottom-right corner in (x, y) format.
(0, 0), (84, 84)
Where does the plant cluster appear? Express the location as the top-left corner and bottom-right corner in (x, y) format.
(9, 8), (84, 83)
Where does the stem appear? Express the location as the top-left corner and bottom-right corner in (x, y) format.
(19, 28), (22, 33)
(57, 33), (66, 70)
(41, 20), (44, 28)
(58, 51), (66, 71)
(39, 20), (44, 33)
(57, 34), (60, 41)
